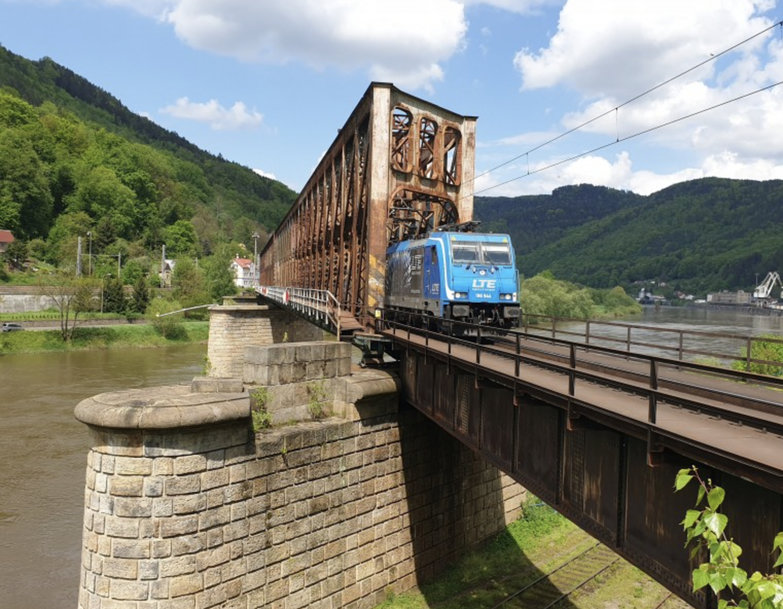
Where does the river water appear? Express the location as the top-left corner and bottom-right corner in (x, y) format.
(629, 305), (783, 335)
(539, 305), (783, 365)
(0, 344), (206, 609)
(1, 308), (781, 609)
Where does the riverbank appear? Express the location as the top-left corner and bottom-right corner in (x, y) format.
(0, 321), (209, 354)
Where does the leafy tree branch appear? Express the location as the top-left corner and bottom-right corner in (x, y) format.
(675, 466), (783, 608)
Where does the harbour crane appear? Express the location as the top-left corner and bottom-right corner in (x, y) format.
(753, 271), (782, 300)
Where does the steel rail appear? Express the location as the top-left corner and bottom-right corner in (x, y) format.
(489, 542), (619, 609)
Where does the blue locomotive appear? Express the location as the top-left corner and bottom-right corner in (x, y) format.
(384, 227), (520, 329)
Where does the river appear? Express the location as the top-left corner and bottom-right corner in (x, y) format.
(630, 304), (783, 335)
(0, 344), (206, 609)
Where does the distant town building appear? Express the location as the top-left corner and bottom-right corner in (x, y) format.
(230, 256), (256, 288)
(159, 259), (176, 288)
(706, 290), (751, 306)
(0, 229), (15, 254)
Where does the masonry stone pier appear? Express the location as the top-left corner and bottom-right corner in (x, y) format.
(74, 304), (525, 609)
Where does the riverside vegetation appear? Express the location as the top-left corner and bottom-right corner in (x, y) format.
(0, 317), (208, 354)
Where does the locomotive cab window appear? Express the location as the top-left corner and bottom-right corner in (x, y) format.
(452, 241), (480, 264)
(482, 242), (512, 265)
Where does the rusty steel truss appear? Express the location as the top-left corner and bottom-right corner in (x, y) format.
(258, 83), (477, 329)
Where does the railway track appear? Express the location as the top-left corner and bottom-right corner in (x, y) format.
(489, 542), (620, 609)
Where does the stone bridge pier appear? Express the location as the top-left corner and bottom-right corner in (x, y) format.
(74, 303), (525, 609)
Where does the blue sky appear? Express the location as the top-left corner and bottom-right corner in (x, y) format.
(2, 0), (782, 196)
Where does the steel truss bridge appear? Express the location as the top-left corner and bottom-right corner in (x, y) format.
(256, 83), (783, 608)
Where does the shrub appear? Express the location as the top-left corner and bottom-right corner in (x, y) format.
(147, 298), (186, 340)
(250, 387), (271, 431)
(733, 334), (783, 376)
(307, 381), (328, 419)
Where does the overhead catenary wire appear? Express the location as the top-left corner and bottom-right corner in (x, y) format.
(475, 77), (783, 195)
(470, 18), (783, 194)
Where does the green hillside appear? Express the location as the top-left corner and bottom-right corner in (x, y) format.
(0, 44), (295, 255)
(475, 178), (783, 296)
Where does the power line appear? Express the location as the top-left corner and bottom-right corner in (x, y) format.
(471, 18), (783, 190)
(474, 77), (783, 196)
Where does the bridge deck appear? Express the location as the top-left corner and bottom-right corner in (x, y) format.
(384, 327), (783, 487)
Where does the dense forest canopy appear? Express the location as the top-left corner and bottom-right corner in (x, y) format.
(475, 179), (783, 296)
(0, 45), (295, 268)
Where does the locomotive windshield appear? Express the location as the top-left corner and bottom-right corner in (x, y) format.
(452, 242), (480, 264)
(482, 243), (512, 265)
(450, 240), (512, 265)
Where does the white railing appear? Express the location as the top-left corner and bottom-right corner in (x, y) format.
(257, 286), (342, 336)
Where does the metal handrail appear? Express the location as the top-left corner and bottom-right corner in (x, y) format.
(257, 286), (342, 336)
(520, 313), (783, 375)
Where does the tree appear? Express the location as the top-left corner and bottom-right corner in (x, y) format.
(40, 273), (95, 341)
(520, 273), (593, 319)
(675, 466), (783, 608)
(102, 275), (126, 313)
(172, 257), (210, 318)
(0, 128), (54, 238)
(4, 238), (27, 269)
(202, 248), (237, 302)
(131, 275), (150, 314)
(164, 220), (199, 257)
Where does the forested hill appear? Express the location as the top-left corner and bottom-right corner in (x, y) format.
(0, 44), (295, 257)
(475, 178), (783, 296)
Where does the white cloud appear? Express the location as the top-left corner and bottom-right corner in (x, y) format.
(102, 0), (174, 19)
(502, 0), (783, 191)
(514, 0), (773, 97)
(157, 0), (467, 91)
(252, 168), (277, 180)
(463, 0), (559, 13)
(160, 97), (263, 130)
(476, 148), (783, 197)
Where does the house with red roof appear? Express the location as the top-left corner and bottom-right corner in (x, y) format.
(0, 230), (14, 255)
(229, 256), (256, 288)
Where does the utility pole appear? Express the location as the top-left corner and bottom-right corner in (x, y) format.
(76, 236), (83, 276)
(161, 244), (166, 288)
(87, 231), (93, 276)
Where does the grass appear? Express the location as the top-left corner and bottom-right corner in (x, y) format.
(0, 321), (208, 354)
(374, 499), (573, 609)
(373, 498), (690, 609)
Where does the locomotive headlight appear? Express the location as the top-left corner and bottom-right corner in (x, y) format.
(455, 292), (467, 299)
(500, 293), (514, 300)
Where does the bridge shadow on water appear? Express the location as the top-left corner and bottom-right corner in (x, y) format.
(396, 403), (581, 609)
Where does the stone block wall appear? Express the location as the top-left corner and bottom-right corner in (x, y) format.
(244, 342), (353, 424)
(76, 384), (525, 609)
(207, 305), (323, 378)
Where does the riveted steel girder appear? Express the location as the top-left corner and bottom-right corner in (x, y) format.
(259, 83), (477, 329)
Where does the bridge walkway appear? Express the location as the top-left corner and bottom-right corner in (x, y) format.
(493, 331), (783, 422)
(382, 325), (783, 488)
